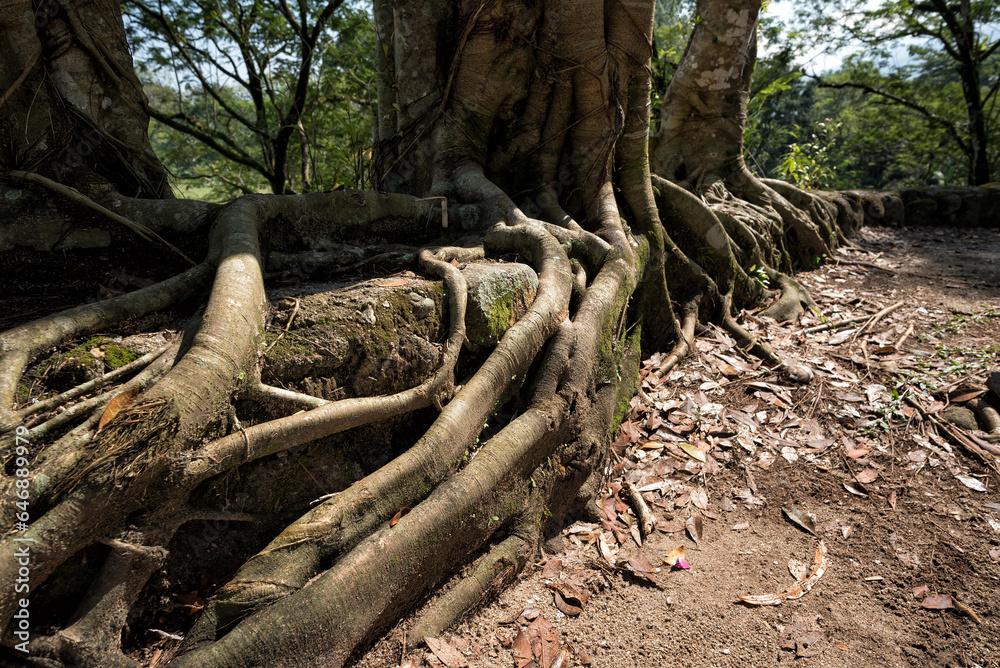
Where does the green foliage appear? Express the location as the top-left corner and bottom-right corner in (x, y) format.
(775, 121), (838, 188)
(779, 0), (1000, 185)
(126, 0), (376, 198)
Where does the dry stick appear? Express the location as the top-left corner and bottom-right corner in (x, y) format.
(8, 171), (196, 266)
(622, 480), (655, 539)
(0, 47), (40, 110)
(797, 300), (904, 335)
(852, 300), (905, 341)
(15, 342), (171, 420)
(894, 322), (915, 349)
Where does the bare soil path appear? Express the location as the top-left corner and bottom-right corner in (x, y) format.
(358, 224), (1000, 668)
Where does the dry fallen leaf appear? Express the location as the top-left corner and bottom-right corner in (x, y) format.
(540, 559), (562, 580)
(920, 593), (954, 610)
(546, 581), (589, 617)
(740, 541), (829, 606)
(686, 514), (704, 544)
(174, 592), (205, 615)
(855, 468), (879, 484)
(512, 629), (532, 668)
(788, 559), (808, 581)
(679, 442), (707, 462)
(389, 507), (411, 527)
(782, 507), (816, 535)
(97, 388), (140, 432)
(955, 475), (987, 492)
(425, 637), (468, 668)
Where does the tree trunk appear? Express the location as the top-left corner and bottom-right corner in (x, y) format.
(0, 0), (171, 198)
(0, 0), (846, 666)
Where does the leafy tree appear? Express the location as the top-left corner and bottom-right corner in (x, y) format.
(798, 0), (1000, 184)
(124, 0), (375, 195)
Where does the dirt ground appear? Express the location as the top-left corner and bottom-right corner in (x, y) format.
(355, 224), (1000, 668)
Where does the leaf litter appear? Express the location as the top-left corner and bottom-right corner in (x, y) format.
(360, 226), (1000, 668)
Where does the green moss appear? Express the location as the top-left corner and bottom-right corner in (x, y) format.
(264, 333), (311, 363)
(484, 293), (515, 341)
(103, 343), (140, 369)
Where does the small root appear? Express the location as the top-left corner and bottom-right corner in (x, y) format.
(720, 293), (813, 384)
(649, 297), (699, 381)
(249, 382), (328, 411)
(407, 516), (538, 648)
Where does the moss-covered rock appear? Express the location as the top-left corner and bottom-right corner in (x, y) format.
(461, 262), (538, 350)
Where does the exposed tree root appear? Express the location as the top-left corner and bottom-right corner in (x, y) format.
(406, 510), (541, 650)
(0, 1), (855, 666)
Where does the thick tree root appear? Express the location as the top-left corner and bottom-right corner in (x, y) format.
(180, 225), (571, 648)
(406, 511), (542, 649)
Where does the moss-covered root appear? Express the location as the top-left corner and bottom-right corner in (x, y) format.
(406, 510), (542, 650)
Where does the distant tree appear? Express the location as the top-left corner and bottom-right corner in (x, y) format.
(800, 0), (1000, 185)
(124, 0), (375, 195)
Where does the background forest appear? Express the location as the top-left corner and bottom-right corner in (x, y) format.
(128, 0), (1000, 201)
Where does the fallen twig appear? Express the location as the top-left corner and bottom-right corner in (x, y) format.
(797, 300), (903, 335)
(740, 541), (828, 606)
(622, 480), (655, 539)
(853, 300), (904, 341)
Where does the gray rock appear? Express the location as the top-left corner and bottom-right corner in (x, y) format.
(461, 262), (538, 349)
(940, 406), (979, 432)
(988, 371), (1000, 402)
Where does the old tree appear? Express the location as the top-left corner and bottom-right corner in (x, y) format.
(0, 0), (851, 665)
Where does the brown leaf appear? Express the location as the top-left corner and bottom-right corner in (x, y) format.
(389, 506), (411, 527)
(379, 278), (409, 287)
(597, 532), (616, 566)
(921, 594), (954, 610)
(888, 490), (897, 510)
(782, 507), (816, 535)
(98, 388), (139, 432)
(686, 514), (703, 543)
(546, 581), (589, 616)
(948, 387), (986, 403)
(425, 637), (468, 668)
(553, 590), (583, 616)
(174, 592), (205, 615)
(628, 550), (659, 574)
(512, 630), (532, 668)
(526, 617), (559, 667)
(855, 468), (879, 484)
(913, 585), (930, 600)
(540, 559), (562, 580)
